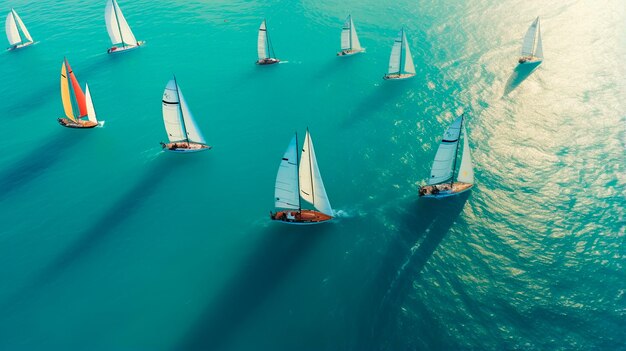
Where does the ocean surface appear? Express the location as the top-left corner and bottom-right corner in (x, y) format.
(0, 0), (624, 350)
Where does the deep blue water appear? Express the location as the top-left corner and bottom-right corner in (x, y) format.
(0, 0), (624, 350)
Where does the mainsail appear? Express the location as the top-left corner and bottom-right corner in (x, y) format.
(299, 130), (333, 216)
(60, 62), (75, 121)
(387, 29), (403, 74)
(428, 116), (463, 185)
(162, 80), (186, 142)
(105, 0), (138, 47)
(257, 20), (274, 60)
(521, 17), (542, 58)
(275, 135), (300, 210)
(162, 78), (205, 144)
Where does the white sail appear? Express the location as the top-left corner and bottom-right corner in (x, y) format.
(428, 116), (463, 185)
(534, 22), (543, 59)
(162, 79), (186, 142)
(105, 0), (137, 46)
(275, 135), (300, 210)
(350, 17), (362, 50)
(402, 31), (415, 74)
(340, 16), (351, 50)
(5, 11), (20, 45)
(85, 84), (98, 124)
(257, 20), (269, 60)
(105, 0), (122, 45)
(521, 17), (539, 57)
(299, 131), (333, 216)
(387, 29), (403, 74)
(457, 126), (474, 184)
(12, 10), (32, 42)
(178, 85), (206, 144)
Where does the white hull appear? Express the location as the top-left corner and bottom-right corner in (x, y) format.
(163, 147), (210, 154)
(274, 220), (332, 226)
(337, 48), (366, 57)
(518, 58), (542, 65)
(420, 185), (473, 198)
(256, 58), (280, 65)
(383, 73), (416, 80)
(7, 41), (34, 51)
(107, 41), (145, 54)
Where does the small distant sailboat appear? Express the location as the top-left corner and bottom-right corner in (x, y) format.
(270, 130), (334, 224)
(160, 77), (211, 153)
(256, 19), (280, 65)
(518, 17), (543, 64)
(58, 59), (102, 129)
(105, 0), (144, 54)
(383, 28), (415, 80)
(5, 9), (34, 50)
(419, 114), (474, 198)
(337, 15), (365, 56)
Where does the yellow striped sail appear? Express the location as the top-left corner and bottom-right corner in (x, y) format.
(60, 62), (76, 121)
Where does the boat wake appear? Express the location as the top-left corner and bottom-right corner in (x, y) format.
(333, 208), (365, 218)
(278, 61), (289, 64)
(97, 121), (106, 127)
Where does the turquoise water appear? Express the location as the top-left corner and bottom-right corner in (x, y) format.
(1, 0), (624, 349)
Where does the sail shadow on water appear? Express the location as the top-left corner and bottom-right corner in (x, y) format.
(341, 82), (411, 128)
(178, 224), (330, 351)
(0, 131), (88, 203)
(0, 156), (179, 315)
(503, 61), (541, 96)
(355, 193), (470, 350)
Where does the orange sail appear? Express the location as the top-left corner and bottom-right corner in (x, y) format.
(60, 61), (76, 121)
(65, 59), (88, 117)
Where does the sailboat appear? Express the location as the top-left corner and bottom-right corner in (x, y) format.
(256, 19), (280, 65)
(58, 58), (102, 129)
(383, 28), (415, 80)
(160, 77), (211, 153)
(5, 9), (34, 50)
(518, 17), (543, 64)
(337, 15), (365, 56)
(270, 130), (334, 224)
(419, 114), (474, 198)
(105, 0), (145, 54)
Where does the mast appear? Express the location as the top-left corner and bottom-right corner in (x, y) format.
(450, 114), (464, 186)
(348, 15), (352, 50)
(172, 75), (189, 146)
(398, 28), (404, 75)
(531, 20), (537, 57)
(11, 10), (23, 45)
(295, 132), (302, 212)
(306, 128), (314, 206)
(265, 19), (275, 59)
(111, 0), (126, 49)
(533, 19), (540, 57)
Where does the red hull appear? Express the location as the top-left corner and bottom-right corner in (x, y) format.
(58, 118), (97, 129)
(270, 210), (332, 224)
